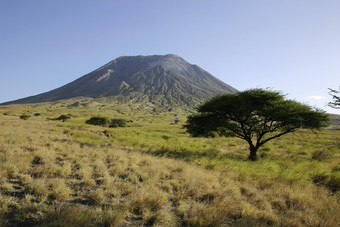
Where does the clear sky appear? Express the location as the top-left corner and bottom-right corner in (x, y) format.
(0, 0), (339, 113)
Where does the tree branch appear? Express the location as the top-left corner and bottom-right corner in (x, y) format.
(259, 127), (298, 146)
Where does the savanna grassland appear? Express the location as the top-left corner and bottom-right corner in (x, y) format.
(0, 102), (339, 226)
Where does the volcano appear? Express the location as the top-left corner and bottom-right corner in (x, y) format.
(2, 54), (237, 108)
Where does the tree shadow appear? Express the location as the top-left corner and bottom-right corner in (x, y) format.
(142, 146), (249, 163)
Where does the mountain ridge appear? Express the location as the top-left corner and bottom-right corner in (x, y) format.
(2, 54), (237, 109)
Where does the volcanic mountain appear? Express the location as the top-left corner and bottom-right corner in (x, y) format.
(2, 54), (237, 108)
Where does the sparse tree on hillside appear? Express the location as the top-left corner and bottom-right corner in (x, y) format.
(85, 117), (128, 128)
(57, 114), (71, 122)
(85, 117), (111, 127)
(328, 87), (340, 109)
(19, 114), (30, 120)
(184, 89), (329, 161)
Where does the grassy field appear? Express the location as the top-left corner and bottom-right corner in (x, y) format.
(0, 103), (339, 226)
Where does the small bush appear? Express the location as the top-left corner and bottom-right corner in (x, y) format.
(20, 115), (30, 120)
(109, 119), (127, 128)
(85, 117), (111, 127)
(56, 114), (71, 122)
(86, 117), (128, 128)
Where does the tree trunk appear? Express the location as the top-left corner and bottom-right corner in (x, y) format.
(248, 146), (258, 161)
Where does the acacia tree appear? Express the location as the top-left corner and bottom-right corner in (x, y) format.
(328, 87), (340, 109)
(184, 89), (329, 161)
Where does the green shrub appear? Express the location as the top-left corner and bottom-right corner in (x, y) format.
(56, 114), (71, 122)
(86, 117), (127, 128)
(85, 117), (111, 127)
(20, 115), (30, 120)
(109, 119), (127, 128)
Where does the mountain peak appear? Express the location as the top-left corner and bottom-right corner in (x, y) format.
(2, 54), (237, 108)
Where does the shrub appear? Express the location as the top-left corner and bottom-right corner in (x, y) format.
(85, 117), (110, 127)
(86, 117), (128, 128)
(19, 115), (30, 120)
(56, 114), (71, 122)
(109, 119), (127, 128)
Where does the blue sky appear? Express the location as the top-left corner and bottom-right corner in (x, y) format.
(0, 0), (339, 113)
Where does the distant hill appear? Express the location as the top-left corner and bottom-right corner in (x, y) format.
(328, 114), (340, 130)
(1, 54), (237, 109)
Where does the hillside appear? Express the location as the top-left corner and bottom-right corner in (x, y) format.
(2, 54), (237, 109)
(328, 114), (340, 129)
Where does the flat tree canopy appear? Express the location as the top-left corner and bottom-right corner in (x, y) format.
(184, 89), (329, 161)
(56, 114), (71, 122)
(86, 117), (111, 127)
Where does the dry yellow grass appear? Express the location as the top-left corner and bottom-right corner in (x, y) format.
(0, 113), (339, 226)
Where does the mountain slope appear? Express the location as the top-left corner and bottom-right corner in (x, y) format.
(2, 54), (237, 108)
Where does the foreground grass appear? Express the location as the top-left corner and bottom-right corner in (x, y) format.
(93, 121), (340, 189)
(0, 109), (339, 226)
